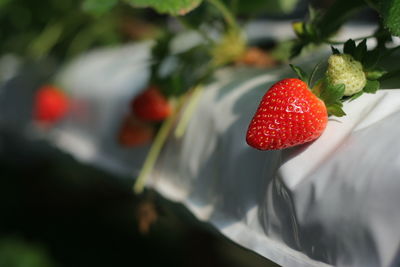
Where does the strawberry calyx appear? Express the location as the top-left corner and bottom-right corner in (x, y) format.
(329, 39), (387, 100)
(290, 63), (346, 117)
(312, 79), (346, 117)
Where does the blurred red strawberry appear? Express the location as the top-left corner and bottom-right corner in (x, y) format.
(118, 115), (154, 147)
(34, 85), (69, 124)
(131, 86), (171, 121)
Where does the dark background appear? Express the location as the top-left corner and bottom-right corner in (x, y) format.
(0, 130), (278, 267)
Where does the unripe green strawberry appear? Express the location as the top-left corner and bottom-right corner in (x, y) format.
(326, 54), (366, 96)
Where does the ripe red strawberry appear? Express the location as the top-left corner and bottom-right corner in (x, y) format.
(118, 115), (154, 147)
(34, 85), (69, 124)
(131, 86), (171, 121)
(246, 78), (328, 150)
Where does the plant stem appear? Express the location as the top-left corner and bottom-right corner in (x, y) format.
(207, 0), (238, 31)
(174, 85), (204, 138)
(133, 96), (185, 194)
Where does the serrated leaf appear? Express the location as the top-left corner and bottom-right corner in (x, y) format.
(343, 39), (356, 55)
(331, 46), (340, 54)
(354, 39), (367, 61)
(82, 0), (118, 16)
(365, 69), (387, 80)
(381, 0), (400, 36)
(125, 0), (202, 15)
(320, 81), (345, 105)
(363, 79), (380, 93)
(289, 64), (308, 82)
(327, 102), (346, 117)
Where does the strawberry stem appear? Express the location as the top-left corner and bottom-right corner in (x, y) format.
(207, 0), (239, 32)
(174, 85), (204, 138)
(133, 95), (186, 194)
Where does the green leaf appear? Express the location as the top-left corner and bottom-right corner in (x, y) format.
(320, 82), (345, 105)
(348, 91), (364, 101)
(363, 80), (380, 93)
(354, 39), (367, 61)
(381, 0), (400, 36)
(125, 0), (203, 15)
(343, 39), (356, 55)
(0, 0), (11, 8)
(365, 69), (387, 80)
(289, 64), (308, 82)
(327, 103), (346, 117)
(82, 0), (118, 16)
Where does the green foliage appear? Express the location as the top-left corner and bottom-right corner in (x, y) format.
(0, 0), (122, 59)
(157, 46), (212, 96)
(343, 39), (356, 55)
(290, 0), (366, 58)
(348, 90), (364, 101)
(381, 0), (400, 36)
(366, 69), (387, 79)
(363, 79), (380, 93)
(0, 238), (54, 267)
(0, 0), (11, 8)
(150, 34), (212, 97)
(326, 103), (346, 117)
(321, 82), (345, 105)
(82, 0), (118, 16)
(318, 80), (346, 117)
(125, 0), (202, 15)
(354, 39), (367, 61)
(289, 64), (308, 83)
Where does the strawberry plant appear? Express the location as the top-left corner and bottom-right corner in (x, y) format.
(76, 0), (400, 189)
